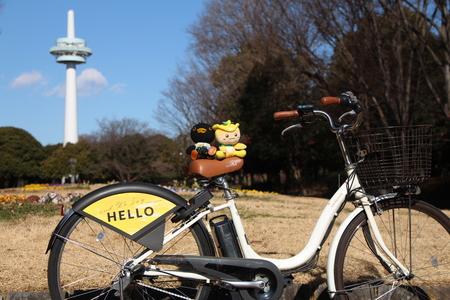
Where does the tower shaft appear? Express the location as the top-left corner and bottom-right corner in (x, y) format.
(64, 63), (78, 145)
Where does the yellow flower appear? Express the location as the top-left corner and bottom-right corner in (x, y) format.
(0, 194), (27, 203)
(23, 183), (51, 191)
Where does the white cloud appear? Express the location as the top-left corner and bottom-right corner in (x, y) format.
(10, 70), (48, 89)
(109, 83), (127, 94)
(77, 68), (108, 97)
(42, 84), (65, 98)
(43, 68), (108, 98)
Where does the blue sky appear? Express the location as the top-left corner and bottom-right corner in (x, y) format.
(0, 0), (206, 146)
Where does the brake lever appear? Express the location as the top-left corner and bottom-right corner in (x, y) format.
(281, 122), (311, 135)
(338, 110), (357, 122)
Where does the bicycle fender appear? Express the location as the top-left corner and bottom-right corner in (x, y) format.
(326, 206), (364, 297)
(47, 182), (187, 253)
(46, 209), (77, 253)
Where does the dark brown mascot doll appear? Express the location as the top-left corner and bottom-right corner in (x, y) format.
(186, 123), (217, 160)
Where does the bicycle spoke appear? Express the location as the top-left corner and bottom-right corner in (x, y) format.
(48, 213), (214, 300)
(334, 199), (450, 299)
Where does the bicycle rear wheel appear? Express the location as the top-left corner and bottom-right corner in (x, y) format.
(48, 212), (215, 300)
(333, 198), (450, 299)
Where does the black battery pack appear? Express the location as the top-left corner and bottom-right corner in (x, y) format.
(210, 215), (243, 258)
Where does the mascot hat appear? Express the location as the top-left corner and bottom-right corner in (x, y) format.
(212, 120), (239, 132)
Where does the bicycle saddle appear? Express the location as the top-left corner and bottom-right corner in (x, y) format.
(189, 157), (244, 178)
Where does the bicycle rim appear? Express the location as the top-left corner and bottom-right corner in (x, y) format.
(334, 198), (450, 299)
(48, 212), (215, 300)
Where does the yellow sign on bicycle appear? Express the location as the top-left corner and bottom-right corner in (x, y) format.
(82, 193), (176, 236)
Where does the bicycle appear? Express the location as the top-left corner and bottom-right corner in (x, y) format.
(46, 92), (450, 300)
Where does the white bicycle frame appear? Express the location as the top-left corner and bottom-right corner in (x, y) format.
(133, 168), (410, 298)
(231, 180), (352, 269)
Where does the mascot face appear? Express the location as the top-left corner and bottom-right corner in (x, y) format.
(215, 127), (240, 145)
(191, 123), (215, 143)
(212, 120), (241, 145)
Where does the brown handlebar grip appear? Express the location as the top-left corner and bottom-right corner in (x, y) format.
(273, 110), (300, 120)
(321, 97), (341, 106)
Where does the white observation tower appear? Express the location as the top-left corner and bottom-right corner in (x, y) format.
(50, 10), (92, 146)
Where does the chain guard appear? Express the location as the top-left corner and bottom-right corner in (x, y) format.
(153, 255), (285, 300)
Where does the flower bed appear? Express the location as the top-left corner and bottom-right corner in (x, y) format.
(22, 184), (50, 191)
(39, 192), (83, 204)
(0, 194), (27, 203)
(0, 192), (84, 204)
(236, 189), (279, 195)
(22, 183), (90, 192)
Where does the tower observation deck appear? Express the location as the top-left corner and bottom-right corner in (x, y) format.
(50, 10), (92, 146)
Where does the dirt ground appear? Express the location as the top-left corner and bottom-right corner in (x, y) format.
(0, 187), (448, 296)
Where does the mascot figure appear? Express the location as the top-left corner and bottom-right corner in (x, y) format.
(186, 123), (217, 160)
(213, 120), (246, 159)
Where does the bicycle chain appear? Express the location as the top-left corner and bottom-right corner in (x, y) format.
(135, 281), (193, 300)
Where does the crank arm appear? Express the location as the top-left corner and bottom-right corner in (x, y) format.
(145, 269), (266, 291)
(221, 280), (265, 289)
(144, 269), (212, 282)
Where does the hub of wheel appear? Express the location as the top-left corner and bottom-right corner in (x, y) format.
(112, 263), (146, 295)
(239, 269), (284, 300)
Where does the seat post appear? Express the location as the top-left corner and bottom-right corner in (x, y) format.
(215, 176), (236, 201)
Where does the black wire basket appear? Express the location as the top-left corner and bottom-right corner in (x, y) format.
(346, 125), (433, 190)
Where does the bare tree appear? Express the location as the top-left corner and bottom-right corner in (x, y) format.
(394, 0), (450, 117)
(155, 60), (222, 133)
(89, 118), (156, 182)
(296, 0), (442, 126)
(155, 0), (307, 134)
(156, 0), (448, 130)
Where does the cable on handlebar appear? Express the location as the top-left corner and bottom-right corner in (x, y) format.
(274, 91), (363, 133)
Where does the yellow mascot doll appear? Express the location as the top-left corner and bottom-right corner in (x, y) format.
(212, 120), (247, 159)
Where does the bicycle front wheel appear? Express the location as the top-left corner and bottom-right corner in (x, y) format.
(48, 212), (215, 300)
(333, 198), (450, 299)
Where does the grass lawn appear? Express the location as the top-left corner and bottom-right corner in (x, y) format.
(0, 185), (448, 296)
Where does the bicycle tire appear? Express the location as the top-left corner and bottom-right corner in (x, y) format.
(48, 211), (215, 300)
(333, 198), (450, 299)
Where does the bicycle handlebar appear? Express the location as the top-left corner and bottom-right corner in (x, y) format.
(273, 92), (364, 133)
(273, 110), (300, 120)
(320, 96), (341, 106)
